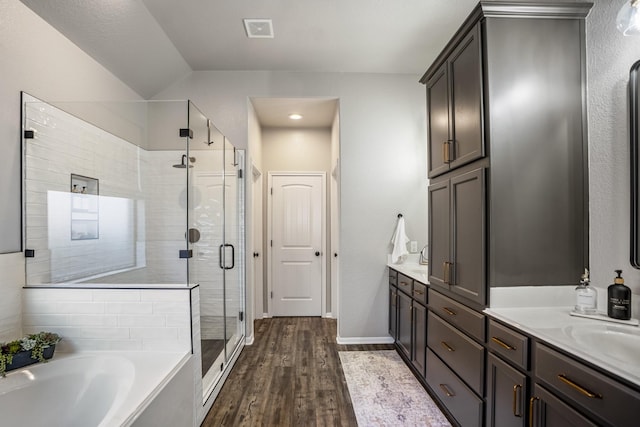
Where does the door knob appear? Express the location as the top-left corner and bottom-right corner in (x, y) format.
(315, 251), (320, 257)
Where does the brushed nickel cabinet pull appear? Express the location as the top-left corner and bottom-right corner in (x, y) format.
(399, 281), (409, 287)
(513, 384), (522, 417)
(442, 306), (457, 316)
(557, 374), (602, 399)
(440, 341), (455, 352)
(529, 396), (539, 427)
(491, 336), (516, 351)
(439, 383), (455, 397)
(413, 289), (424, 295)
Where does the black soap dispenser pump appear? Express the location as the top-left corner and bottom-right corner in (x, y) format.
(608, 270), (632, 320)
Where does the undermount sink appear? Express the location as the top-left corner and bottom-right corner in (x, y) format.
(563, 324), (640, 365)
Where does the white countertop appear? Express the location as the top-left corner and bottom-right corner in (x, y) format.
(485, 287), (640, 389)
(387, 254), (429, 284)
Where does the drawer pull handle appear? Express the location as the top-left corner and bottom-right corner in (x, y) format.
(439, 383), (455, 397)
(440, 341), (455, 352)
(491, 336), (516, 351)
(442, 307), (457, 316)
(557, 374), (602, 399)
(529, 396), (539, 427)
(413, 289), (425, 295)
(399, 281), (410, 287)
(513, 384), (522, 417)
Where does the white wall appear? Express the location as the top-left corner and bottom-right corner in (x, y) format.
(0, 0), (139, 342)
(587, 0), (640, 315)
(155, 71), (428, 340)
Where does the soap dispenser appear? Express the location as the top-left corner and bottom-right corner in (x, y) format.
(608, 270), (632, 320)
(574, 268), (597, 314)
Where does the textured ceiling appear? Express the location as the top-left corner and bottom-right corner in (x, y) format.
(18, 0), (492, 127)
(19, 0), (480, 99)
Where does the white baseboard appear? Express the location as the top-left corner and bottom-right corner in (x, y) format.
(336, 335), (395, 345)
(245, 334), (254, 345)
(323, 312), (334, 319)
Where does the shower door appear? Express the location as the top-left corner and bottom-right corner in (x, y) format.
(223, 139), (245, 361)
(187, 104), (245, 398)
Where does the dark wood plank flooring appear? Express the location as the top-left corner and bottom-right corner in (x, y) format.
(202, 317), (394, 426)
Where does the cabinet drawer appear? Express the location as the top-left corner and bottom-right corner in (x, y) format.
(535, 343), (640, 427)
(397, 273), (413, 296)
(389, 269), (398, 286)
(428, 311), (484, 394)
(412, 281), (427, 305)
(429, 289), (485, 341)
(488, 319), (529, 370)
(426, 348), (483, 427)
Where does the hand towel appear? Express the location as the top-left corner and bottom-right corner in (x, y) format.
(391, 217), (410, 264)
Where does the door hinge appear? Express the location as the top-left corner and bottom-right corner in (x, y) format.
(220, 362), (224, 372)
(239, 311), (244, 322)
(270, 240), (273, 247)
(238, 169), (243, 179)
(270, 187), (273, 195)
(270, 291), (273, 299)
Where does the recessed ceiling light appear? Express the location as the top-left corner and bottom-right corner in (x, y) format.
(243, 19), (274, 38)
(289, 114), (303, 120)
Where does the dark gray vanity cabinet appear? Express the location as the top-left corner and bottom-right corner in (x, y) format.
(426, 23), (483, 179)
(426, 288), (486, 426)
(428, 166), (486, 307)
(389, 269), (428, 379)
(533, 343), (640, 427)
(486, 319), (531, 426)
(486, 353), (528, 427)
(530, 384), (597, 427)
(389, 270), (398, 340)
(397, 289), (412, 359)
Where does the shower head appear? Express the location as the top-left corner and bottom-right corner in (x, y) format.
(172, 154), (195, 168)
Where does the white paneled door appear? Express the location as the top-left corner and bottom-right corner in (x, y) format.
(270, 173), (324, 316)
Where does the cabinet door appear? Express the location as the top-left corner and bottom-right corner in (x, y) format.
(411, 301), (427, 378)
(450, 168), (486, 305)
(449, 24), (484, 170)
(428, 180), (450, 289)
(486, 353), (528, 427)
(426, 64), (451, 178)
(530, 384), (597, 427)
(389, 286), (398, 340)
(397, 291), (412, 359)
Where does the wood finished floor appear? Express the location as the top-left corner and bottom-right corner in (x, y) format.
(201, 317), (394, 427)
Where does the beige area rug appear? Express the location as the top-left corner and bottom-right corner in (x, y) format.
(339, 350), (451, 427)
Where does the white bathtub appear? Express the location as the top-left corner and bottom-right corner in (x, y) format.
(0, 351), (193, 427)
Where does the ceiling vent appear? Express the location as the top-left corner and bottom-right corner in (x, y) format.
(243, 19), (274, 38)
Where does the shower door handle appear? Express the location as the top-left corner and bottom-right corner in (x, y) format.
(219, 244), (235, 270)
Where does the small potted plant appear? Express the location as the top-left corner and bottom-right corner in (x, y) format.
(0, 331), (61, 377)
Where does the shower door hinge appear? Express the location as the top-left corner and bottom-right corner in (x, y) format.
(24, 130), (34, 139)
(239, 311), (244, 322)
(220, 362), (224, 372)
(238, 169), (243, 179)
(179, 128), (193, 139)
(179, 249), (193, 259)
(24, 249), (35, 257)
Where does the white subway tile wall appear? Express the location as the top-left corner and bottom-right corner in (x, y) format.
(23, 100), (188, 286)
(22, 288), (192, 353)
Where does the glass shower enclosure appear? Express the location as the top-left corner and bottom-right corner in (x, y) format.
(22, 94), (245, 400)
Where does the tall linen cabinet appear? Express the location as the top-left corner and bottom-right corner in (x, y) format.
(419, 2), (592, 425)
(423, 2), (590, 310)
